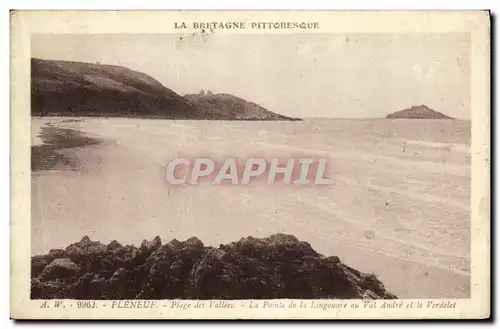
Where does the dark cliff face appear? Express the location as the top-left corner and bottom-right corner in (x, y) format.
(31, 234), (396, 300)
(31, 58), (201, 119)
(31, 58), (299, 121)
(184, 93), (301, 121)
(386, 105), (453, 119)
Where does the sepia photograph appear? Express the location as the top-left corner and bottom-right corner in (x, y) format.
(10, 10), (490, 319)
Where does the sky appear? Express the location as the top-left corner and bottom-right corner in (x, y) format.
(32, 33), (470, 119)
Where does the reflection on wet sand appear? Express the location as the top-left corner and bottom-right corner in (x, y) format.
(31, 126), (101, 171)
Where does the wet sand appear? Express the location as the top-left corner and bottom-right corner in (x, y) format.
(31, 125), (101, 171)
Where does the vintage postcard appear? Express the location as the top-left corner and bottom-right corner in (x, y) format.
(10, 10), (490, 319)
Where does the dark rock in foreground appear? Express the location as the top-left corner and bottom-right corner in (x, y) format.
(31, 234), (396, 300)
(386, 105), (453, 119)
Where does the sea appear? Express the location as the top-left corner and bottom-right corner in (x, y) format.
(31, 117), (471, 298)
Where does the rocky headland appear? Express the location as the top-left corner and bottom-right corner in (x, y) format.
(31, 58), (298, 121)
(184, 92), (301, 121)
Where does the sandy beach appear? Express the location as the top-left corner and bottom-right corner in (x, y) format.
(31, 117), (471, 298)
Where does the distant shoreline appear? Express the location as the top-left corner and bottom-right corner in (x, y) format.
(31, 115), (470, 121)
(31, 114), (303, 121)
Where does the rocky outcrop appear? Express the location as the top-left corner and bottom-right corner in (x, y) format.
(31, 234), (396, 300)
(39, 258), (81, 281)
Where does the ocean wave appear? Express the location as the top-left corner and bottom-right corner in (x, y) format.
(399, 139), (470, 153)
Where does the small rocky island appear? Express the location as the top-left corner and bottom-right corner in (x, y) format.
(386, 105), (453, 119)
(31, 234), (396, 300)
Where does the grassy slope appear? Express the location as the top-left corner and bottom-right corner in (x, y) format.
(32, 58), (200, 118)
(32, 58), (298, 120)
